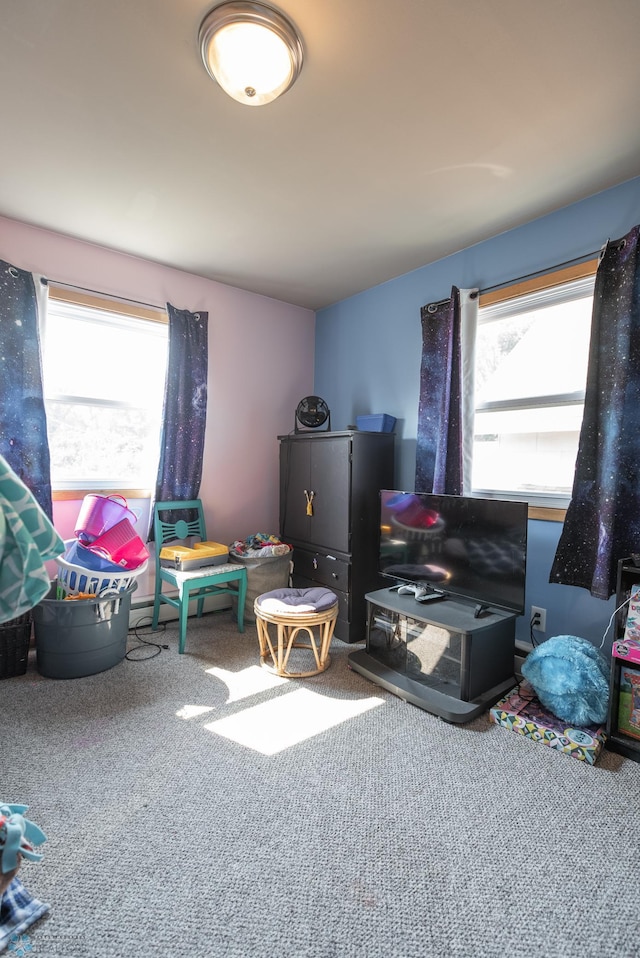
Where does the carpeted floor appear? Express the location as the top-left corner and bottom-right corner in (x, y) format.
(2, 610), (639, 957)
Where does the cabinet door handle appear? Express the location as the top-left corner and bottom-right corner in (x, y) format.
(304, 489), (315, 516)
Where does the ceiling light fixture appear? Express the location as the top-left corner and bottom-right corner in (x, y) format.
(198, 1), (304, 106)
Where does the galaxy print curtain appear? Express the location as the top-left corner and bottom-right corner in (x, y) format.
(550, 224), (640, 599)
(415, 287), (478, 495)
(0, 261), (54, 520)
(153, 304), (208, 509)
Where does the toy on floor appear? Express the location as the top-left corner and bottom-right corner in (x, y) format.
(0, 805), (47, 875)
(521, 634), (610, 726)
(490, 680), (607, 764)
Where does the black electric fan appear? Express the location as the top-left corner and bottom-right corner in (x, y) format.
(295, 396), (331, 433)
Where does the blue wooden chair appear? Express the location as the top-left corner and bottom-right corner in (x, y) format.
(151, 499), (247, 654)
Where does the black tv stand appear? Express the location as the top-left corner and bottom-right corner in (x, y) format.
(348, 588), (517, 723)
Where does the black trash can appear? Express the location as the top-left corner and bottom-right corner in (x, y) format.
(33, 583), (136, 679)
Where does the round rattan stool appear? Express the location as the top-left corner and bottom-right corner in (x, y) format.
(254, 587), (339, 678)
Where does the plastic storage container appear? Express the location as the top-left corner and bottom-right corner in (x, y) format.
(356, 414), (396, 433)
(230, 549), (291, 624)
(160, 541), (229, 571)
(62, 538), (124, 574)
(33, 582), (136, 679)
(56, 540), (148, 597)
(87, 518), (150, 569)
(74, 494), (137, 543)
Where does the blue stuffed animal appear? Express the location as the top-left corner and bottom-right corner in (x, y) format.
(521, 634), (610, 726)
(0, 804), (47, 874)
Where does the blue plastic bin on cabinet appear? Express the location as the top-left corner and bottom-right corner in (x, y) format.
(356, 414), (396, 433)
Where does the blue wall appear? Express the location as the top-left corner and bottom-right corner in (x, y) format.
(315, 176), (640, 648)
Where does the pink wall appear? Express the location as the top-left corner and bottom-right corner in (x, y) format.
(0, 215), (315, 550)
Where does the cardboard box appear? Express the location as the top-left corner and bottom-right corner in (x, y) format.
(489, 681), (606, 765)
(160, 541), (229, 571)
(613, 637), (640, 666)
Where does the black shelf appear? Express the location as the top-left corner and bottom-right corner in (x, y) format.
(605, 557), (640, 763)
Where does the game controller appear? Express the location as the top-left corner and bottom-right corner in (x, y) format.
(396, 583), (420, 596)
(396, 583), (445, 602)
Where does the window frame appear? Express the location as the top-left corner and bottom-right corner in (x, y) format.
(475, 259), (598, 522)
(45, 286), (168, 501)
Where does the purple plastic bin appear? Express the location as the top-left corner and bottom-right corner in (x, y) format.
(74, 494), (137, 543)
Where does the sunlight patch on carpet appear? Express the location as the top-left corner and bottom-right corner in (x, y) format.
(205, 664), (288, 702)
(176, 704), (216, 720)
(204, 687), (385, 755)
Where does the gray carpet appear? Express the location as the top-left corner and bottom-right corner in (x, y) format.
(2, 610), (639, 958)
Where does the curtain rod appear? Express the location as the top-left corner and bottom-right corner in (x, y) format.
(478, 250), (601, 297)
(424, 245), (600, 310)
(477, 238), (631, 297)
(42, 278), (164, 313)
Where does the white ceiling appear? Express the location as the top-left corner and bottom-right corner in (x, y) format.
(1, 1), (640, 310)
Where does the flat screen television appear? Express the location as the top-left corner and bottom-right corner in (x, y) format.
(378, 490), (528, 615)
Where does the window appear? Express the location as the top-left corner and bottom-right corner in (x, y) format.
(43, 289), (168, 493)
(472, 263), (597, 511)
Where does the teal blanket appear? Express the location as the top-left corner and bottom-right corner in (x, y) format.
(0, 454), (64, 623)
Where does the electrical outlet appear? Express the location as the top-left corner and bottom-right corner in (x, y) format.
(531, 605), (547, 631)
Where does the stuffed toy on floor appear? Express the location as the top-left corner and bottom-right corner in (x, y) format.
(0, 805), (46, 876)
(0, 804), (49, 953)
(521, 634), (610, 726)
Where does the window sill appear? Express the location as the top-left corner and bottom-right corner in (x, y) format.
(52, 489), (151, 501)
(471, 490), (568, 522)
(528, 505), (566, 522)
